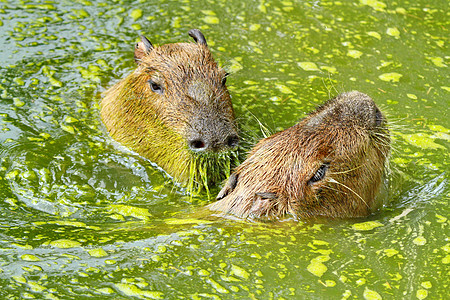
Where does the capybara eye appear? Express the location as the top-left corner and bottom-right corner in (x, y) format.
(148, 80), (163, 95)
(308, 163), (329, 185)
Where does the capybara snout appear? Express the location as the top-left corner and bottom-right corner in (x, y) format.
(187, 112), (240, 152)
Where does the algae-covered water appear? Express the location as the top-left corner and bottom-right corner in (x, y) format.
(0, 0), (448, 299)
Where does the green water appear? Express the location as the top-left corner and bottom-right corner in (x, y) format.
(0, 0), (448, 299)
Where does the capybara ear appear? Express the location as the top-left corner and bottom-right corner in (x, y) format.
(134, 35), (153, 64)
(188, 29), (208, 47)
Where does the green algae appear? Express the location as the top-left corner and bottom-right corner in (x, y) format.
(208, 278), (229, 294)
(428, 57), (446, 68)
(298, 62), (320, 71)
(360, 0), (386, 11)
(363, 287), (382, 300)
(347, 50), (363, 59)
(165, 218), (212, 225)
(276, 84), (295, 94)
(416, 289), (428, 300)
(107, 204), (152, 220)
(203, 16), (220, 24)
(307, 256), (328, 277)
(400, 132), (446, 150)
(114, 283), (164, 299)
(185, 151), (239, 196)
(351, 221), (384, 231)
(87, 248), (108, 257)
(378, 72), (403, 82)
(0, 0), (448, 299)
(228, 58), (244, 73)
(382, 248), (399, 257)
(413, 236), (427, 246)
(202, 10), (220, 24)
(20, 254), (41, 262)
(13, 98), (25, 107)
(230, 264), (250, 280)
(367, 31), (381, 40)
(386, 27), (400, 38)
(60, 124), (75, 134)
(50, 239), (82, 248)
(130, 9), (143, 21)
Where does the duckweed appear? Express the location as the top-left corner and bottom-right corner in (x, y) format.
(114, 283), (164, 299)
(307, 257), (328, 277)
(298, 62), (320, 71)
(20, 254), (41, 262)
(363, 287), (382, 300)
(386, 27), (400, 38)
(50, 239), (82, 248)
(347, 50), (363, 59)
(87, 248), (109, 257)
(351, 221), (384, 231)
(230, 264), (250, 280)
(378, 72), (403, 82)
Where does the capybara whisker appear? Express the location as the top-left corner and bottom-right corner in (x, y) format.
(328, 164), (363, 175)
(327, 178), (369, 208)
(321, 184), (343, 195)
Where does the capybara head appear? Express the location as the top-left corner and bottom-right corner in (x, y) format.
(209, 91), (390, 219)
(101, 29), (239, 191)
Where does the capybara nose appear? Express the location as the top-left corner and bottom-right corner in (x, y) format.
(225, 134), (239, 148)
(189, 134), (239, 152)
(374, 107), (383, 126)
(189, 138), (207, 151)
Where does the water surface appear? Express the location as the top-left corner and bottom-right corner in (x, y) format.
(0, 0), (448, 299)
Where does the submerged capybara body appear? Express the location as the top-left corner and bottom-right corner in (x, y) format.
(101, 30), (238, 190)
(209, 91), (390, 219)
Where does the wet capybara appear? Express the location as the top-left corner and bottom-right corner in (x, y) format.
(209, 91), (390, 219)
(101, 29), (239, 190)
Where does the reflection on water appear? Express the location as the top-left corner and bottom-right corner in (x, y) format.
(0, 0), (448, 298)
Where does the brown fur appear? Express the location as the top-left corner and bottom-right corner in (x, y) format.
(209, 91), (390, 219)
(100, 30), (238, 185)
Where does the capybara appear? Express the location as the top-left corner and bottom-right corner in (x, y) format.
(209, 91), (390, 219)
(101, 29), (239, 191)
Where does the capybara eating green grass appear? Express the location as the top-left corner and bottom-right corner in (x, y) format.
(101, 29), (239, 192)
